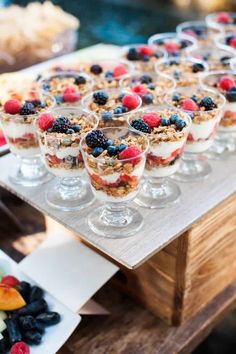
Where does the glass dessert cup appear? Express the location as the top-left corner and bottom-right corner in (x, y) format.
(155, 57), (208, 88)
(0, 90), (55, 187)
(165, 87), (226, 182)
(200, 70), (236, 159)
(187, 45), (235, 71)
(36, 106), (99, 211)
(215, 33), (236, 53)
(206, 12), (236, 34)
(176, 20), (223, 46)
(148, 32), (197, 58)
(119, 72), (176, 106)
(80, 127), (149, 238)
(121, 44), (166, 72)
(81, 88), (142, 128)
(128, 108), (191, 208)
(38, 71), (94, 106)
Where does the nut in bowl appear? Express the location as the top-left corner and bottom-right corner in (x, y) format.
(36, 107), (99, 211)
(38, 72), (94, 106)
(119, 72), (176, 106)
(80, 127), (149, 238)
(165, 87), (226, 181)
(0, 89), (55, 186)
(81, 88), (142, 128)
(129, 108), (191, 208)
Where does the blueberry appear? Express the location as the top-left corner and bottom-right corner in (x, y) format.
(192, 63), (205, 73)
(118, 143), (127, 152)
(92, 147), (104, 157)
(191, 95), (198, 103)
(203, 53), (211, 61)
(142, 55), (150, 62)
(55, 95), (64, 104)
(174, 70), (181, 80)
(169, 59), (179, 66)
(90, 64), (103, 75)
(127, 47), (141, 61)
(75, 75), (86, 85)
(226, 35), (235, 45)
(220, 56), (232, 66)
(170, 114), (179, 123)
(142, 94), (153, 104)
(118, 93), (125, 101)
(43, 82), (50, 91)
(105, 70), (113, 78)
(180, 39), (189, 48)
(140, 74), (152, 84)
(107, 145), (118, 156)
(121, 105), (128, 113)
(161, 118), (170, 126)
(66, 129), (74, 134)
(102, 111), (113, 121)
(72, 124), (81, 132)
(106, 139), (113, 147)
(175, 119), (186, 130)
(226, 86), (236, 102)
(148, 83), (156, 90)
(113, 106), (124, 115)
(172, 94), (181, 102)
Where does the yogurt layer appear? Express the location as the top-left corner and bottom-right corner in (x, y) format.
(46, 166), (84, 178)
(2, 122), (36, 139)
(149, 140), (184, 158)
(190, 119), (217, 141)
(145, 161), (180, 177)
(185, 139), (213, 153)
(10, 145), (40, 158)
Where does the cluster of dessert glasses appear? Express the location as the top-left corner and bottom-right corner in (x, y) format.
(0, 11), (235, 238)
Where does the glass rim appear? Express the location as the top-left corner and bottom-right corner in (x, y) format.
(121, 43), (167, 60)
(81, 58), (136, 76)
(38, 70), (95, 89)
(80, 126), (149, 164)
(155, 56), (209, 74)
(148, 31), (198, 47)
(176, 20), (223, 35)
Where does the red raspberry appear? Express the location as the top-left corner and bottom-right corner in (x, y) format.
(4, 99), (22, 114)
(131, 84), (148, 97)
(219, 76), (235, 91)
(1, 275), (20, 287)
(0, 132), (6, 146)
(38, 113), (55, 131)
(139, 45), (154, 56)
(142, 112), (161, 128)
(216, 12), (231, 24)
(165, 41), (180, 53)
(113, 64), (128, 77)
(63, 87), (81, 103)
(229, 37), (236, 49)
(119, 145), (142, 165)
(10, 342), (30, 354)
(122, 94), (140, 110)
(181, 99), (199, 111)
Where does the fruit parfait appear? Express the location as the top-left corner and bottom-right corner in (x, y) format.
(121, 44), (166, 72)
(82, 88), (142, 128)
(38, 72), (94, 106)
(155, 57), (208, 87)
(206, 12), (236, 33)
(215, 33), (236, 53)
(148, 32), (197, 58)
(187, 46), (235, 71)
(36, 107), (98, 211)
(201, 71), (236, 157)
(128, 108), (191, 208)
(80, 127), (149, 238)
(119, 72), (176, 106)
(176, 20), (223, 46)
(0, 89), (55, 186)
(165, 87), (225, 181)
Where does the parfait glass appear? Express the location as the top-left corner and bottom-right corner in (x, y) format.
(129, 108), (191, 208)
(201, 70), (236, 159)
(80, 127), (149, 238)
(119, 72), (176, 106)
(215, 33), (236, 53)
(165, 87), (226, 182)
(206, 12), (236, 34)
(36, 107), (99, 211)
(0, 89), (55, 186)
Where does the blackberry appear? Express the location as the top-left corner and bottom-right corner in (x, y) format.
(20, 102), (35, 115)
(86, 130), (108, 148)
(226, 86), (236, 102)
(93, 91), (109, 105)
(90, 64), (103, 75)
(140, 74), (152, 84)
(142, 94), (153, 104)
(199, 96), (217, 110)
(51, 116), (72, 133)
(130, 119), (151, 133)
(127, 47), (141, 61)
(74, 75), (86, 85)
(192, 63), (205, 73)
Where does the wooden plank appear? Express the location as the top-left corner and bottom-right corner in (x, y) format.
(0, 153), (235, 269)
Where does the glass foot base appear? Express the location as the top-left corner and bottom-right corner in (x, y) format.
(88, 205), (143, 238)
(204, 140), (231, 160)
(135, 179), (180, 209)
(46, 179), (94, 211)
(173, 158), (212, 182)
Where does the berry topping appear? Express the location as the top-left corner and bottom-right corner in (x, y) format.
(131, 84), (148, 97)
(113, 64), (128, 77)
(66, 129), (75, 134)
(130, 119), (151, 133)
(226, 86), (236, 102)
(161, 118), (171, 126)
(119, 145), (142, 165)
(181, 98), (199, 111)
(93, 91), (109, 105)
(122, 94), (140, 110)
(10, 341), (30, 354)
(113, 105), (128, 115)
(229, 37), (236, 48)
(90, 64), (103, 75)
(102, 111), (113, 121)
(38, 113), (55, 131)
(219, 76), (235, 91)
(86, 130), (108, 148)
(3, 99), (22, 114)
(175, 119), (187, 130)
(127, 47), (141, 61)
(72, 124), (81, 132)
(142, 112), (161, 127)
(118, 143), (127, 152)
(63, 87), (81, 103)
(199, 96), (217, 110)
(20, 102), (35, 115)
(142, 94), (153, 104)
(92, 146), (104, 157)
(74, 75), (86, 85)
(140, 74), (152, 84)
(51, 116), (72, 133)
(216, 12), (231, 24)
(139, 45), (154, 56)
(1, 275), (20, 287)
(165, 41), (180, 53)
(192, 63), (205, 73)
(107, 145), (118, 156)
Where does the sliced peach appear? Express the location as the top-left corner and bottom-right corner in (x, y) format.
(0, 285), (26, 311)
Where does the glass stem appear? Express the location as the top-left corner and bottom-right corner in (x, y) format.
(58, 177), (82, 200)
(101, 203), (131, 227)
(144, 177), (168, 198)
(19, 156), (44, 179)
